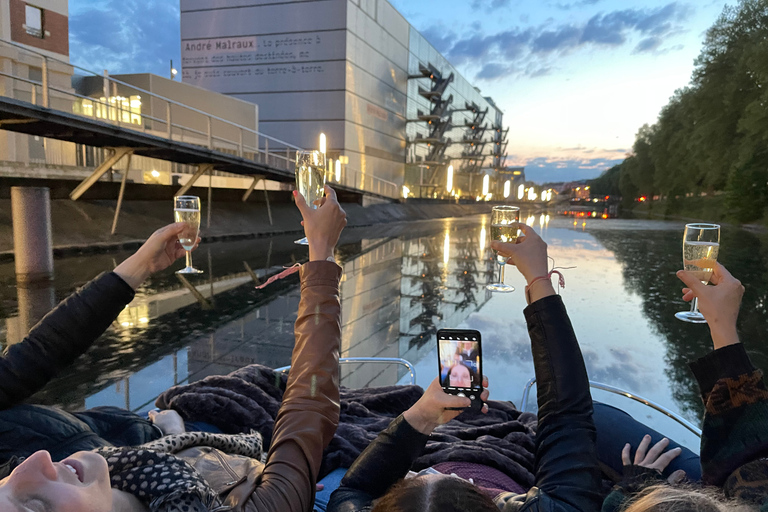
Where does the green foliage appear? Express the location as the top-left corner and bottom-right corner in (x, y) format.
(588, 164), (622, 196)
(725, 148), (768, 223)
(614, 0), (768, 221)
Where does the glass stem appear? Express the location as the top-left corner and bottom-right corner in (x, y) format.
(499, 262), (505, 285)
(186, 251), (192, 269)
(691, 296), (698, 315)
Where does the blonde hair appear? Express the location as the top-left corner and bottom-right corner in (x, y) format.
(622, 485), (756, 512)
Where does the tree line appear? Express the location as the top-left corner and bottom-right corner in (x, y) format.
(590, 0), (768, 223)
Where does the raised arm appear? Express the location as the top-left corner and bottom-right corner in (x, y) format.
(677, 264), (768, 491)
(0, 223), (195, 409)
(328, 378), (488, 510)
(247, 185), (346, 512)
(493, 224), (602, 512)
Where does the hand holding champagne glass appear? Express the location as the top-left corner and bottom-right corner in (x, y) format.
(487, 206), (520, 292)
(675, 223), (719, 323)
(174, 195), (203, 274)
(294, 150), (327, 245)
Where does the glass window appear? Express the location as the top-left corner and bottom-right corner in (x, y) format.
(25, 5), (43, 38)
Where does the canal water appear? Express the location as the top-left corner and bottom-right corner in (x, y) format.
(1, 214), (767, 452)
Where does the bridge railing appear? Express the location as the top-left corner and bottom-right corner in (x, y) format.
(0, 38), (400, 199)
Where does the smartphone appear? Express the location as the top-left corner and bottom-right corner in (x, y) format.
(437, 328), (483, 412)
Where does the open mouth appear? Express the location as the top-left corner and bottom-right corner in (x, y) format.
(61, 459), (84, 483)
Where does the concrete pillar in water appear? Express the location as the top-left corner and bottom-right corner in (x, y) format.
(9, 187), (56, 343)
(11, 186), (54, 284)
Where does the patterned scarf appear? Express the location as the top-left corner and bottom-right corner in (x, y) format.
(95, 446), (221, 512)
(94, 430), (263, 512)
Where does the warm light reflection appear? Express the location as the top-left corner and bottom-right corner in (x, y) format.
(539, 214), (545, 227)
(443, 233), (450, 264)
(526, 215), (535, 226)
(335, 160), (341, 182)
(479, 226), (486, 254)
(482, 175), (490, 196)
(402, 185), (410, 198)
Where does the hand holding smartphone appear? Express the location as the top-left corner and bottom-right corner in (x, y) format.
(437, 328), (484, 412)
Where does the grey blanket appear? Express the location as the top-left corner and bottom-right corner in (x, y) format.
(156, 364), (538, 487)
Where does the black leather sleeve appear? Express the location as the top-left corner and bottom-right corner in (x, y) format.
(524, 295), (602, 512)
(0, 272), (135, 409)
(327, 414), (429, 512)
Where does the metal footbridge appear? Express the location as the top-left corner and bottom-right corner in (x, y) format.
(0, 38), (398, 210)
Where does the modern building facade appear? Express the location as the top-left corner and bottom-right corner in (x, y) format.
(180, 0), (509, 200)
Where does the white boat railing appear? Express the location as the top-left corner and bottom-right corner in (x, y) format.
(520, 377), (702, 437)
(274, 357), (417, 386)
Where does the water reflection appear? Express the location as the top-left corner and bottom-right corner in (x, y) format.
(2, 215), (765, 433)
(591, 227), (768, 419)
(0, 217), (499, 410)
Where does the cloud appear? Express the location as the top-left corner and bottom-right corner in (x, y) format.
(421, 2), (693, 81)
(554, 0), (604, 10)
(507, 154), (626, 183)
(471, 0), (512, 8)
(69, 0), (180, 77)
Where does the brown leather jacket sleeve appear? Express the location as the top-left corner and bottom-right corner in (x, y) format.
(246, 260), (342, 512)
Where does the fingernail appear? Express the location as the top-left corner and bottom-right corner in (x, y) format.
(645, 435), (651, 439)
(292, 190), (297, 196)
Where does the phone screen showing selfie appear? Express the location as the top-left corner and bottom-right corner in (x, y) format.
(438, 332), (482, 392)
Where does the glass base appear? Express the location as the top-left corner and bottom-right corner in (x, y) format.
(176, 266), (204, 274)
(675, 311), (707, 324)
(486, 283), (515, 293)
(294, 237), (309, 245)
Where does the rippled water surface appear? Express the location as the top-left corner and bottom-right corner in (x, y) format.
(2, 214), (767, 451)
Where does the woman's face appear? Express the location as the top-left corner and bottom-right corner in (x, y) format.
(0, 450), (113, 512)
(449, 364), (472, 387)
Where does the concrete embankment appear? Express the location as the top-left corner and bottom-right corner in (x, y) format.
(0, 198), (494, 261)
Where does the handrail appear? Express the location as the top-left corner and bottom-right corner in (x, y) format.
(274, 357), (416, 385)
(1, 37), (401, 198)
(520, 378), (702, 437)
(0, 37), (303, 151)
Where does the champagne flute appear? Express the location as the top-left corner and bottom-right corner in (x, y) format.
(294, 150), (326, 245)
(675, 223), (720, 323)
(174, 195), (203, 274)
(487, 205), (520, 292)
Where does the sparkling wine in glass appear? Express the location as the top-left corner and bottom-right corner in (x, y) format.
(487, 205), (520, 293)
(294, 150), (326, 245)
(675, 223), (720, 323)
(174, 195), (203, 274)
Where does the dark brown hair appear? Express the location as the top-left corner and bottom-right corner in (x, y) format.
(371, 475), (498, 512)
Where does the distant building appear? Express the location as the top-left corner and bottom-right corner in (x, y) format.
(0, 0), (73, 165)
(180, 0), (508, 199)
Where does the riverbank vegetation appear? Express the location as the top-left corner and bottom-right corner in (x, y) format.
(590, 0), (768, 225)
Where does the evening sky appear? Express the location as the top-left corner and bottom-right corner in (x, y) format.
(69, 0), (730, 183)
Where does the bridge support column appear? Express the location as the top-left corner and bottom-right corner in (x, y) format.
(241, 175), (263, 202)
(70, 147), (133, 200)
(11, 187), (53, 284)
(175, 163), (213, 197)
(110, 152), (133, 235)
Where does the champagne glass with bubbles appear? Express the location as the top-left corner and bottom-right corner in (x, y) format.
(487, 205), (520, 293)
(174, 195), (203, 274)
(294, 150), (326, 245)
(675, 223), (720, 323)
